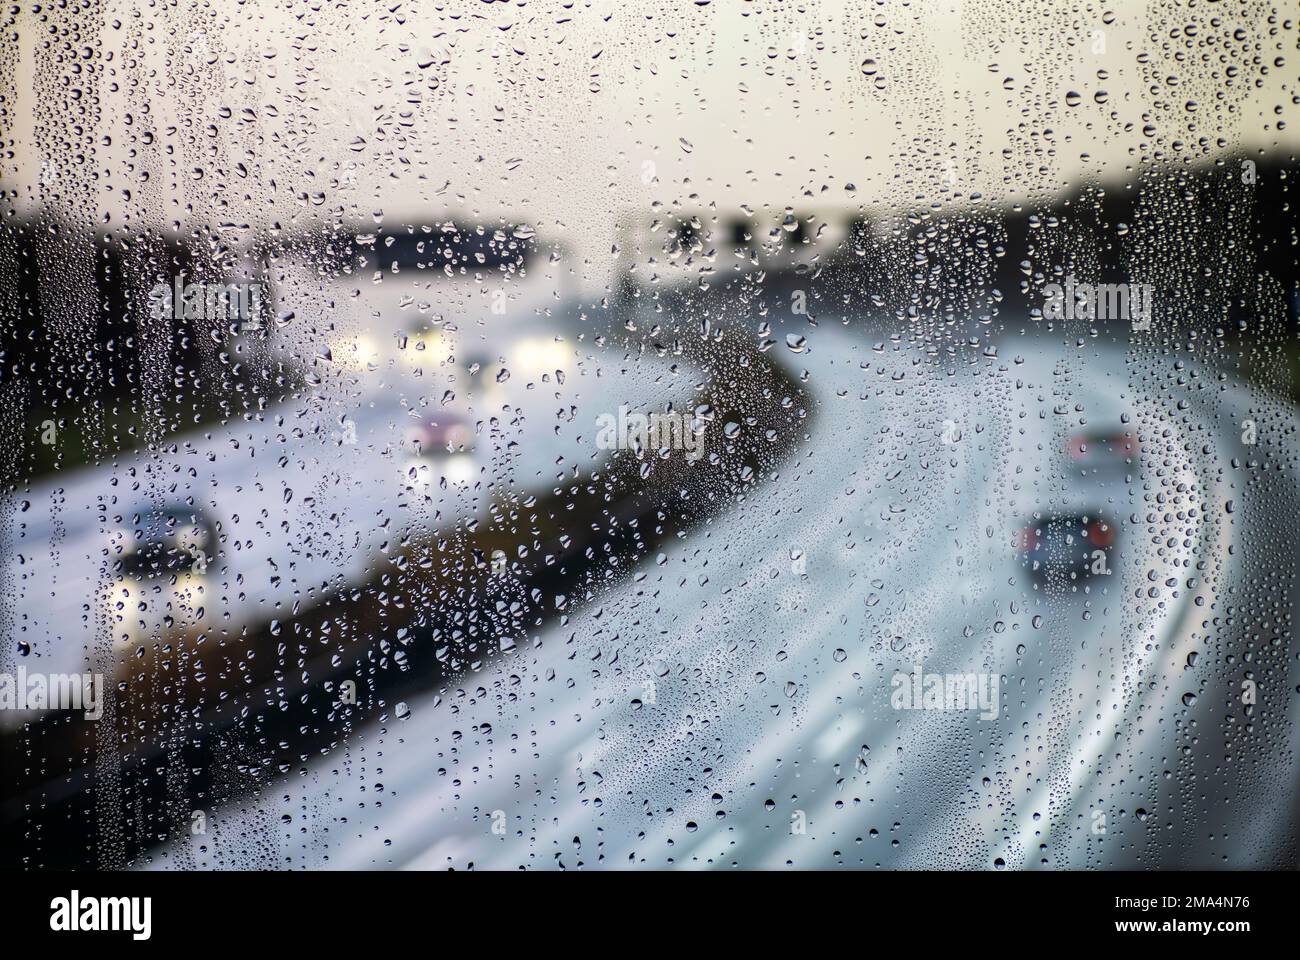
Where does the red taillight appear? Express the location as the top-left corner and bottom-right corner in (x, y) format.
(1086, 519), (1114, 547)
(1066, 432), (1139, 461)
(1013, 527), (1039, 551)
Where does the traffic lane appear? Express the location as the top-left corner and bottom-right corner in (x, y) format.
(723, 339), (1280, 870)
(408, 339), (1250, 869)
(839, 345), (1294, 869)
(5, 327), (676, 685)
(424, 339), (1156, 870)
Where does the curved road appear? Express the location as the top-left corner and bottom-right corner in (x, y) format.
(155, 316), (1300, 870)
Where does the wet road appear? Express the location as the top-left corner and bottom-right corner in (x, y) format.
(5, 314), (673, 692)
(159, 318), (1300, 870)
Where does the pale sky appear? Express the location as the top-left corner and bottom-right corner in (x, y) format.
(5, 0), (1297, 289)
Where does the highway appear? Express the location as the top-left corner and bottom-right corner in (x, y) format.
(153, 313), (1300, 870)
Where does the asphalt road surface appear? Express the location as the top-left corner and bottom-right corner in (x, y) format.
(149, 315), (1300, 870)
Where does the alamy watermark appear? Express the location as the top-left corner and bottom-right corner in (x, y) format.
(50, 891), (151, 940)
(1042, 279), (1153, 330)
(596, 404), (705, 462)
(890, 663), (999, 720)
(0, 668), (103, 720)
(148, 273), (264, 327)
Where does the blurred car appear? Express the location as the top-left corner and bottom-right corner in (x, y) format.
(1013, 513), (1116, 585)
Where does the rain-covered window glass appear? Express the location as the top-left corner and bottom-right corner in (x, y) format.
(1, 0), (1298, 885)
